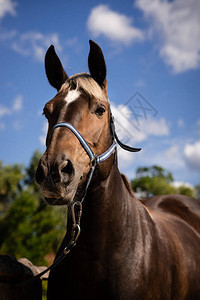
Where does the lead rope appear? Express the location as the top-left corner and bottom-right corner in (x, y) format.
(14, 203), (82, 287)
(14, 166), (96, 288)
(63, 165), (96, 255)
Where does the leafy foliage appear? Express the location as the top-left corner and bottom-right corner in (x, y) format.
(0, 162), (24, 213)
(136, 165), (174, 183)
(195, 184), (200, 200)
(131, 165), (197, 198)
(0, 151), (67, 265)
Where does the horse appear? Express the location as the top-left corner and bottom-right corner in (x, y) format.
(36, 40), (200, 299)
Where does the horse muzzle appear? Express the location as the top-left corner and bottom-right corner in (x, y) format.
(35, 154), (81, 205)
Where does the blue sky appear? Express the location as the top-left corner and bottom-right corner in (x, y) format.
(0, 0), (200, 186)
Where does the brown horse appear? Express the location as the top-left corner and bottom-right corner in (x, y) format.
(36, 40), (200, 300)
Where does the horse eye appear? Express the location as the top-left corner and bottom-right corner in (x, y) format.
(43, 107), (50, 119)
(95, 107), (106, 116)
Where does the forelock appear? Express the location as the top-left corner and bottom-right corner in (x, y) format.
(60, 73), (108, 102)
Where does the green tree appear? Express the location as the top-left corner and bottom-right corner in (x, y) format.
(176, 185), (196, 198)
(131, 165), (196, 198)
(0, 161), (24, 215)
(194, 184), (200, 200)
(24, 150), (42, 190)
(0, 151), (67, 265)
(136, 165), (174, 183)
(0, 189), (67, 265)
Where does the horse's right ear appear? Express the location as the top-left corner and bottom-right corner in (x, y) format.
(45, 45), (68, 91)
(88, 40), (107, 89)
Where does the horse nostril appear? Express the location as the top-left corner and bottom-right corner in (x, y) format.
(36, 161), (47, 185)
(60, 160), (74, 177)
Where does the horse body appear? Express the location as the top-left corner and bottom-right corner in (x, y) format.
(47, 166), (200, 300)
(36, 40), (200, 299)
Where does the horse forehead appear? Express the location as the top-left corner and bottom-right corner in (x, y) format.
(64, 89), (81, 104)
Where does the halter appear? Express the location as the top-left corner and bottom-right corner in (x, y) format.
(17, 113), (141, 287)
(52, 121), (117, 203)
(53, 122), (117, 166)
(53, 113), (141, 166)
(50, 115), (140, 249)
(52, 115), (141, 201)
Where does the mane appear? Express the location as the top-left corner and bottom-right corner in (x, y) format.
(121, 173), (136, 198)
(60, 73), (108, 102)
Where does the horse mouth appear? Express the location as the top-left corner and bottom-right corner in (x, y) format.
(44, 196), (69, 206)
(42, 179), (85, 206)
(42, 185), (77, 206)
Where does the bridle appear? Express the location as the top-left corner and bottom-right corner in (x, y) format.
(16, 112), (141, 286)
(52, 113), (141, 205)
(52, 119), (118, 204)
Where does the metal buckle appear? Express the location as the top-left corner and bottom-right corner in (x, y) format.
(63, 202), (82, 255)
(90, 155), (97, 167)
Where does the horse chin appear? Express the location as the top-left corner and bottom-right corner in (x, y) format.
(41, 171), (87, 206)
(42, 188), (77, 206)
(44, 197), (70, 206)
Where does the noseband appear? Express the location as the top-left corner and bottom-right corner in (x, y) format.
(53, 122), (117, 167)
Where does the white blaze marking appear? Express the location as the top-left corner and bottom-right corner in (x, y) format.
(64, 90), (80, 104)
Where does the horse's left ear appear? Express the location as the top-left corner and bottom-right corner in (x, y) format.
(88, 40), (107, 89)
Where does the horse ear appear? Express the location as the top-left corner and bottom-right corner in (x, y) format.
(45, 45), (68, 91)
(88, 40), (107, 89)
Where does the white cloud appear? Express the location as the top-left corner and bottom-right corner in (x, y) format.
(0, 95), (23, 118)
(111, 101), (169, 144)
(0, 122), (5, 130)
(87, 5), (144, 45)
(197, 119), (200, 127)
(134, 79), (146, 88)
(162, 144), (184, 170)
(111, 101), (170, 167)
(12, 32), (62, 62)
(13, 95), (23, 111)
(136, 0), (200, 73)
(184, 141), (200, 171)
(0, 0), (16, 19)
(164, 145), (179, 161)
(13, 120), (22, 130)
(0, 0), (64, 62)
(118, 148), (136, 170)
(0, 28), (17, 41)
(39, 121), (48, 146)
(177, 118), (184, 127)
(139, 117), (169, 138)
(0, 105), (12, 117)
(172, 181), (194, 189)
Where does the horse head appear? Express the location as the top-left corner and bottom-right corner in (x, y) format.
(36, 41), (115, 205)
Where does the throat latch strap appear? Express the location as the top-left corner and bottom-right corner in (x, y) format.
(110, 115), (141, 152)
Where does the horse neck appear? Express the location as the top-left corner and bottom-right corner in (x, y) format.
(78, 163), (153, 252)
